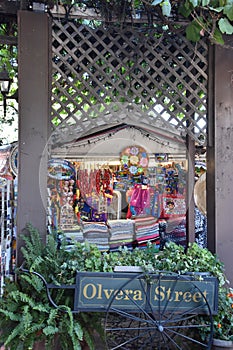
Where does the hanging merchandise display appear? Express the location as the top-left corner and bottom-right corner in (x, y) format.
(76, 164), (113, 223)
(47, 135), (188, 252)
(47, 161), (78, 233)
(0, 144), (17, 294)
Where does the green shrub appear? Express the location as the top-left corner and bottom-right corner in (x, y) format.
(0, 225), (228, 349)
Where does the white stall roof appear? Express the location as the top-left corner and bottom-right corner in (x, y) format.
(51, 123), (186, 161)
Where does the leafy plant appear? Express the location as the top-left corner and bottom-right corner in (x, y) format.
(151, 0), (233, 45)
(154, 241), (226, 286)
(199, 284), (233, 343)
(56, 0), (233, 46)
(212, 286), (233, 341)
(0, 225), (229, 349)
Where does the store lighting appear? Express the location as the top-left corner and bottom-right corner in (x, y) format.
(0, 67), (11, 95)
(0, 66), (17, 117)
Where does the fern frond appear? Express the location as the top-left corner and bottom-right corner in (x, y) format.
(9, 290), (36, 306)
(4, 322), (25, 345)
(20, 224), (44, 264)
(46, 307), (59, 326)
(45, 234), (59, 257)
(73, 322), (84, 341)
(0, 308), (21, 321)
(32, 303), (50, 313)
(29, 255), (45, 272)
(22, 304), (33, 325)
(72, 339), (82, 350)
(43, 325), (59, 336)
(19, 273), (45, 293)
(23, 322), (46, 337)
(83, 328), (95, 350)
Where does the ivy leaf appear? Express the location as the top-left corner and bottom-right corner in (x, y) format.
(186, 21), (202, 42)
(162, 0), (171, 16)
(178, 2), (193, 17)
(201, 0), (210, 5)
(223, 4), (233, 20)
(211, 27), (225, 45)
(218, 17), (233, 34)
(189, 0), (200, 7)
(208, 6), (224, 13)
(151, 0), (163, 5)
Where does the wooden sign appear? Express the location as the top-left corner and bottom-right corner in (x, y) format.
(74, 272), (218, 314)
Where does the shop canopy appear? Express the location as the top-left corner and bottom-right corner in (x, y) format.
(51, 123), (187, 162)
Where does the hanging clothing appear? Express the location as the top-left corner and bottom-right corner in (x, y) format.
(128, 184), (150, 217)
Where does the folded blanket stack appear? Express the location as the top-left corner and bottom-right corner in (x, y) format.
(83, 222), (110, 251)
(134, 216), (160, 248)
(108, 219), (135, 251)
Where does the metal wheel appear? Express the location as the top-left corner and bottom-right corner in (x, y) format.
(105, 271), (213, 350)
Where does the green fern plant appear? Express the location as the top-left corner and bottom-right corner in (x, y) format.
(0, 224), (102, 350)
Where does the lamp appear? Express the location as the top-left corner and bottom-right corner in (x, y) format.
(0, 66), (11, 94)
(0, 66), (17, 117)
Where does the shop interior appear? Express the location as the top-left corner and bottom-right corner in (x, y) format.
(48, 123), (188, 251)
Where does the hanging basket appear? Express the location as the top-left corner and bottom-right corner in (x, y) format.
(213, 339), (233, 349)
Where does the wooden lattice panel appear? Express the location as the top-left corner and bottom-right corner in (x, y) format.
(51, 20), (208, 145)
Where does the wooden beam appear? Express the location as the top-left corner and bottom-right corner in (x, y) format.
(0, 35), (17, 45)
(0, 0), (19, 15)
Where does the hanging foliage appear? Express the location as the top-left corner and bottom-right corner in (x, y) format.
(49, 0), (233, 46)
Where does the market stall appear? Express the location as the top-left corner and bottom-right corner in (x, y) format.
(48, 123), (188, 250)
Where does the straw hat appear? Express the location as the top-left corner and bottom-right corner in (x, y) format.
(194, 172), (206, 215)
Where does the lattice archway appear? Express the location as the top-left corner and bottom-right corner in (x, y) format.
(51, 20), (208, 147)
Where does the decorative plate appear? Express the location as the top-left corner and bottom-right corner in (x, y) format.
(120, 146), (149, 175)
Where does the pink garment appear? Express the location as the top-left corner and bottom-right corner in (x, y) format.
(130, 184), (150, 214)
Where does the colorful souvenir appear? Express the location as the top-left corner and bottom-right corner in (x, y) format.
(48, 159), (75, 180)
(120, 145), (149, 175)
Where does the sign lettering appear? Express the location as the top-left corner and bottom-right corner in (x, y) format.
(74, 272), (218, 314)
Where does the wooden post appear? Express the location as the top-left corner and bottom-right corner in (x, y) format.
(17, 11), (51, 265)
(186, 134), (195, 244)
(206, 44), (216, 254)
(207, 37), (233, 286)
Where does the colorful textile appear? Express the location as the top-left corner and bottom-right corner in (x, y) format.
(108, 219), (135, 251)
(83, 222), (109, 251)
(134, 216), (160, 247)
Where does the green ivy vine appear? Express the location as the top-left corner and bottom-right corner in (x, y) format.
(54, 0), (233, 46)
